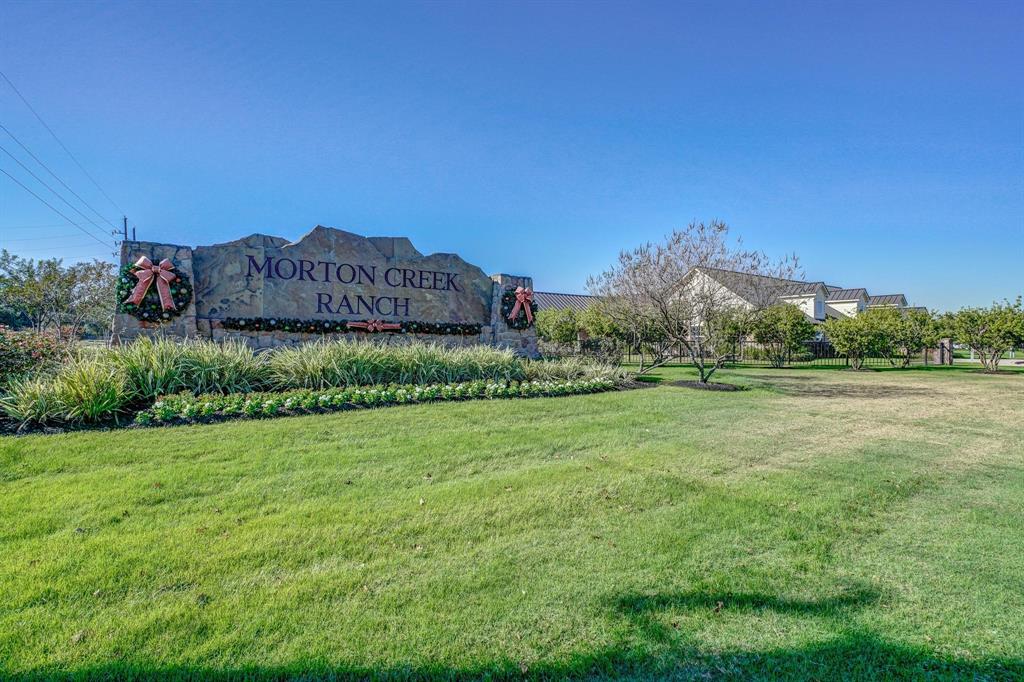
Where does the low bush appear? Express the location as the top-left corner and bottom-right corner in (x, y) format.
(135, 377), (619, 425)
(0, 357), (130, 426)
(523, 356), (626, 382)
(51, 358), (131, 423)
(1, 337), (626, 429)
(265, 341), (526, 389)
(0, 326), (71, 386)
(111, 337), (270, 399)
(0, 376), (64, 425)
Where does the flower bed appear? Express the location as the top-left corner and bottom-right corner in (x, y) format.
(135, 378), (617, 426)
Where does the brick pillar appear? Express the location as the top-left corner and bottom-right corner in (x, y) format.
(489, 273), (539, 358)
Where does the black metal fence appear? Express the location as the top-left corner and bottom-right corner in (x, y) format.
(622, 339), (947, 368)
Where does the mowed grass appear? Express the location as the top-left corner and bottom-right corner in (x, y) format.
(1, 367), (1021, 680)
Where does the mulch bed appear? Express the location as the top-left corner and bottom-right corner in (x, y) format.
(668, 380), (745, 392)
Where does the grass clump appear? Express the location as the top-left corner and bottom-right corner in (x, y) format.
(0, 357), (131, 425)
(110, 337), (269, 399)
(50, 357), (131, 423)
(266, 340), (527, 389)
(1, 337), (624, 428)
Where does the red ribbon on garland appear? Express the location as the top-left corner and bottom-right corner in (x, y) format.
(507, 286), (534, 323)
(124, 256), (178, 311)
(348, 319), (402, 333)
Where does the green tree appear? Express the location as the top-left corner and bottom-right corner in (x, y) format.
(0, 250), (115, 340)
(872, 307), (937, 367)
(942, 299), (1024, 372)
(535, 308), (579, 348)
(751, 303), (816, 368)
(823, 312), (886, 370)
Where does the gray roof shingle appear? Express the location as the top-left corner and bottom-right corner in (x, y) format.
(868, 294), (907, 306)
(697, 267), (824, 301)
(825, 287), (868, 302)
(533, 291), (598, 313)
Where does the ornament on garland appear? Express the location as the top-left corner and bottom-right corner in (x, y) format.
(220, 317), (482, 336)
(116, 256), (193, 323)
(348, 319), (403, 333)
(502, 286), (536, 329)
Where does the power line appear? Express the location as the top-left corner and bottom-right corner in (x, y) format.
(0, 69), (128, 219)
(0, 123), (120, 233)
(0, 142), (115, 242)
(0, 166), (115, 250)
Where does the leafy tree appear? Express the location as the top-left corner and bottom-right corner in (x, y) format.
(587, 220), (800, 382)
(751, 303), (816, 368)
(871, 307), (938, 368)
(535, 308), (579, 348)
(577, 305), (619, 341)
(823, 312), (887, 370)
(0, 250), (115, 340)
(941, 299), (1024, 372)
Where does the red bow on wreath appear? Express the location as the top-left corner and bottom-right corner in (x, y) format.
(124, 256), (178, 311)
(348, 319), (402, 333)
(507, 286), (534, 323)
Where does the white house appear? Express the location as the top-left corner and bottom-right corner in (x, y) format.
(825, 287), (870, 318)
(536, 268), (913, 325)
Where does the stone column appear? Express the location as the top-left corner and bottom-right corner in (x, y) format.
(113, 240), (198, 342)
(489, 273), (539, 358)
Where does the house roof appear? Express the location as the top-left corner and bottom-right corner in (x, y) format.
(868, 294), (907, 306)
(825, 287), (868, 302)
(696, 266), (824, 301)
(533, 291), (598, 313)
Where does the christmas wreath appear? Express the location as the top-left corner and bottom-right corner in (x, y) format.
(501, 286), (536, 330)
(116, 258), (193, 323)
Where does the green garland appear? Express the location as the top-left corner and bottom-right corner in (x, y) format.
(501, 288), (537, 330)
(220, 317), (482, 336)
(116, 263), (193, 323)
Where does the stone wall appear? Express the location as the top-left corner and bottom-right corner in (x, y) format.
(113, 241), (198, 341)
(112, 229), (538, 357)
(488, 273), (539, 357)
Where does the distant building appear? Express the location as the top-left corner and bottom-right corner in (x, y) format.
(538, 268), (914, 324)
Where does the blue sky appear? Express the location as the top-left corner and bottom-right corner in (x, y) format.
(1, 0), (1021, 310)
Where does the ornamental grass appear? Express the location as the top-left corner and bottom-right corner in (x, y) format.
(0, 337), (625, 428)
(265, 340), (527, 389)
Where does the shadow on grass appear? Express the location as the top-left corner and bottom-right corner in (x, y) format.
(764, 379), (937, 399)
(8, 589), (1021, 680)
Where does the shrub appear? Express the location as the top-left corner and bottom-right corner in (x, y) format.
(941, 299), (1024, 372)
(751, 304), (816, 368)
(266, 340), (526, 389)
(110, 337), (270, 399)
(136, 377), (621, 425)
(536, 308), (579, 346)
(0, 375), (64, 426)
(823, 310), (891, 370)
(523, 356), (625, 382)
(0, 326), (71, 386)
(51, 358), (131, 423)
(0, 357), (130, 425)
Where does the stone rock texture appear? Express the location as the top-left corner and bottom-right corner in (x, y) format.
(113, 242), (197, 340)
(113, 227), (538, 356)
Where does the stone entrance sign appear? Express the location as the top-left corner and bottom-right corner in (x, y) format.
(114, 226), (538, 355)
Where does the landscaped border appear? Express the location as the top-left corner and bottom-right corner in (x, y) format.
(221, 317), (483, 336)
(134, 378), (618, 426)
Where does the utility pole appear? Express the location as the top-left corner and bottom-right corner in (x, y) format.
(123, 215), (128, 241)
(131, 226), (136, 240)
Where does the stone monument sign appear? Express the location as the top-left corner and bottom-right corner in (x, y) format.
(114, 226), (538, 355)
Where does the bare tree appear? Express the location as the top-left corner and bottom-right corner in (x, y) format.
(587, 220), (800, 382)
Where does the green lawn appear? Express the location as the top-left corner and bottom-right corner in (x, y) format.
(1, 367), (1022, 680)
